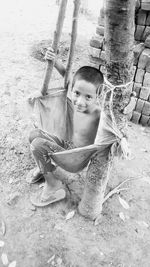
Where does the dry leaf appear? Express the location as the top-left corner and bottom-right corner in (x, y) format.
(0, 240), (4, 247)
(0, 220), (6, 236)
(118, 196), (130, 209)
(1, 253), (9, 265)
(136, 221), (149, 228)
(47, 254), (55, 263)
(8, 261), (17, 267)
(119, 212), (125, 222)
(66, 210), (75, 220)
(56, 257), (62, 265)
(94, 214), (102, 226)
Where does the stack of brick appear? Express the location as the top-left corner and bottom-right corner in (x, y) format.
(89, 6), (105, 69)
(89, 0), (150, 126)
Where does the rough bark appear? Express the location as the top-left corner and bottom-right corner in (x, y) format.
(79, 0), (135, 220)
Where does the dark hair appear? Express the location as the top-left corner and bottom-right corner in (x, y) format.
(72, 66), (104, 94)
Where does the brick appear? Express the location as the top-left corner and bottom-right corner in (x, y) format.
(142, 26), (150, 41)
(140, 86), (150, 100)
(143, 72), (150, 86)
(124, 97), (137, 115)
(98, 18), (104, 27)
(133, 43), (145, 66)
(136, 0), (141, 10)
(96, 26), (104, 36)
(135, 68), (145, 83)
(148, 118), (150, 126)
(136, 99), (145, 112)
(138, 48), (150, 69)
(134, 25), (145, 41)
(142, 101), (150, 115)
(146, 12), (150, 25)
(98, 8), (104, 26)
(136, 10), (147, 25)
(100, 51), (106, 62)
(133, 82), (141, 97)
(127, 112), (133, 121)
(131, 111), (141, 124)
(90, 35), (103, 49)
(146, 59), (150, 72)
(88, 47), (100, 58)
(140, 114), (150, 125)
(100, 65), (106, 75)
(141, 0), (150, 10)
(101, 42), (105, 51)
(145, 35), (150, 48)
(89, 56), (104, 66)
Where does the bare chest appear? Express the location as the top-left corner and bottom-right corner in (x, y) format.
(73, 112), (100, 146)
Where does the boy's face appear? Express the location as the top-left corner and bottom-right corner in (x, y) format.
(71, 80), (98, 113)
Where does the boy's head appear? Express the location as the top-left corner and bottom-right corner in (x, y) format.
(71, 66), (104, 113)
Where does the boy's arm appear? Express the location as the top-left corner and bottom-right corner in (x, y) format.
(54, 59), (66, 77)
(45, 47), (66, 78)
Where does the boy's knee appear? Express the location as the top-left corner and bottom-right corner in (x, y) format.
(30, 137), (44, 152)
(29, 129), (41, 143)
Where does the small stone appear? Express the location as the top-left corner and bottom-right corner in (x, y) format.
(8, 261), (17, 267)
(56, 257), (63, 265)
(6, 192), (20, 205)
(9, 178), (13, 184)
(29, 205), (36, 211)
(0, 240), (4, 247)
(1, 253), (9, 265)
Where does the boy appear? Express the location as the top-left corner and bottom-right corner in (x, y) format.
(28, 47), (104, 206)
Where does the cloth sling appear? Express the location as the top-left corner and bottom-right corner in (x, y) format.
(28, 80), (132, 173)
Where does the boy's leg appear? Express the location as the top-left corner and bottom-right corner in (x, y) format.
(28, 129), (65, 183)
(30, 136), (67, 202)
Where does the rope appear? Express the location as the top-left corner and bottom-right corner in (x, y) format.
(97, 77), (132, 159)
(104, 77), (133, 92)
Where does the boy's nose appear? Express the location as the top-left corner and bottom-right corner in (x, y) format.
(77, 97), (85, 106)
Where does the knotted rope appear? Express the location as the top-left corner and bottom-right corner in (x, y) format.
(96, 77), (133, 159)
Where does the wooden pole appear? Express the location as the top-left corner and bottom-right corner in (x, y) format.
(41, 0), (68, 96)
(64, 0), (81, 89)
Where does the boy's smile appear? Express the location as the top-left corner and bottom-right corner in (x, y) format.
(71, 80), (98, 113)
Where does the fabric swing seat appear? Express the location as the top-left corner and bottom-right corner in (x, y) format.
(28, 87), (122, 174)
(51, 145), (99, 173)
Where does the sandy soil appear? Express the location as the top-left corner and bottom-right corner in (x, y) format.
(0, 1), (150, 267)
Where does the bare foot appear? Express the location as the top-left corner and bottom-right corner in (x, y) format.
(26, 167), (43, 184)
(33, 167), (41, 176)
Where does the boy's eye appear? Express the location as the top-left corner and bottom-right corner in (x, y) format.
(86, 95), (92, 100)
(74, 91), (80, 97)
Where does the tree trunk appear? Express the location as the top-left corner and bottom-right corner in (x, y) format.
(78, 0), (135, 220)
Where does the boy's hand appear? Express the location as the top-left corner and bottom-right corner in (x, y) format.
(27, 92), (43, 104)
(44, 47), (56, 62)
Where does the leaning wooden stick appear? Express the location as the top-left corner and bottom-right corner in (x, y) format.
(41, 0), (68, 96)
(64, 0), (81, 88)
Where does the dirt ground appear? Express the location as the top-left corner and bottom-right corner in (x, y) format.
(0, 1), (150, 267)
